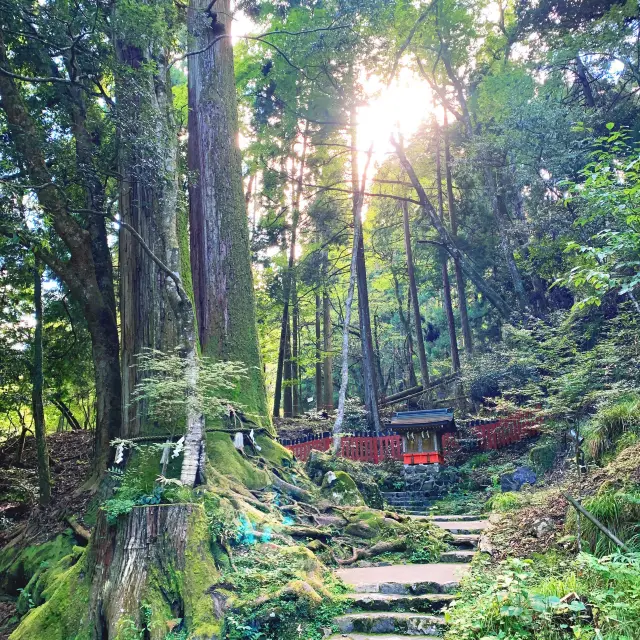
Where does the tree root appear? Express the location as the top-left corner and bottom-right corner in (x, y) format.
(271, 473), (314, 503)
(333, 538), (407, 566)
(66, 516), (90, 543)
(280, 525), (331, 540)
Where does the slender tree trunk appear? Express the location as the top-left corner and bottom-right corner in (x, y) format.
(391, 137), (512, 319)
(351, 109), (381, 433)
(188, 0), (269, 430)
(283, 314), (293, 418)
(333, 147), (373, 450)
(401, 201), (431, 386)
(487, 167), (528, 310)
(392, 273), (417, 388)
(292, 278), (300, 416)
(32, 260), (51, 506)
(435, 125), (460, 371)
(323, 287), (334, 411)
(575, 55), (596, 108)
(51, 396), (82, 431)
(443, 111), (473, 356)
(0, 32), (122, 471)
(373, 313), (385, 398)
(315, 291), (323, 411)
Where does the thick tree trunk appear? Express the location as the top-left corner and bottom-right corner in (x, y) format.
(86, 505), (220, 639)
(323, 288), (334, 410)
(32, 261), (51, 506)
(351, 113), (381, 433)
(435, 127), (460, 372)
(401, 201), (431, 386)
(444, 111), (472, 356)
(188, 0), (269, 430)
(116, 40), (184, 437)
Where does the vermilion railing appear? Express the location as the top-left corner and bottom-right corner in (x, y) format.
(279, 410), (542, 463)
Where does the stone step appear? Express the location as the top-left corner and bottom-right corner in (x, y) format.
(327, 634), (441, 640)
(449, 534), (480, 548)
(336, 564), (469, 595)
(343, 592), (455, 613)
(429, 514), (482, 522)
(334, 612), (446, 636)
(438, 550), (475, 563)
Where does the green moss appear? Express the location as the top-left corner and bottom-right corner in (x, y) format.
(0, 533), (76, 596)
(320, 470), (364, 506)
(255, 435), (293, 467)
(9, 556), (91, 640)
(183, 505), (221, 638)
(205, 432), (270, 490)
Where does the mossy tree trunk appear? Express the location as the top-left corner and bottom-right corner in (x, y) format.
(187, 0), (270, 431)
(86, 504), (220, 639)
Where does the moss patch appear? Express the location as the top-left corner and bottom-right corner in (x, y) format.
(183, 505), (221, 638)
(0, 533), (76, 596)
(206, 432), (270, 490)
(255, 435), (293, 468)
(9, 555), (91, 640)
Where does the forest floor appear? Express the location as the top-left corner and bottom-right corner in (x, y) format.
(1, 429), (638, 639)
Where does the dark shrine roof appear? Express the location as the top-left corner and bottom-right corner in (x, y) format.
(390, 408), (456, 433)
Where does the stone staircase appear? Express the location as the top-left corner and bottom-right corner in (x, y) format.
(328, 516), (486, 639)
(381, 491), (433, 514)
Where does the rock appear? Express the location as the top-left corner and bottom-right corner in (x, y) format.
(320, 470), (365, 506)
(500, 466), (537, 492)
(532, 517), (554, 538)
(306, 450), (383, 509)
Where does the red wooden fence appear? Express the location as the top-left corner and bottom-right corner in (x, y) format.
(280, 411), (542, 463)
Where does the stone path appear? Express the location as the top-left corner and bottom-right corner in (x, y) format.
(329, 515), (488, 640)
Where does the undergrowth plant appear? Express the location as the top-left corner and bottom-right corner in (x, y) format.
(446, 552), (640, 640)
(583, 393), (640, 460)
(566, 484), (640, 555)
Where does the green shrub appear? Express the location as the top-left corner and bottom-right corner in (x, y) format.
(566, 484), (640, 555)
(485, 492), (527, 513)
(584, 394), (640, 460)
(529, 440), (558, 474)
(446, 552), (640, 639)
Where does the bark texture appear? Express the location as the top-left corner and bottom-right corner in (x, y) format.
(116, 36), (184, 437)
(86, 505), (220, 639)
(188, 0), (269, 430)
